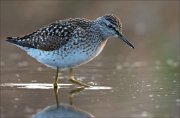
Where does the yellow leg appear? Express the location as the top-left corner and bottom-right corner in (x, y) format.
(54, 67), (59, 107)
(69, 68), (90, 87)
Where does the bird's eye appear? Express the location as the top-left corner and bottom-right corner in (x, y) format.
(108, 25), (113, 28)
(108, 25), (116, 31)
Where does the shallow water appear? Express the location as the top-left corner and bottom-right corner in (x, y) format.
(1, 55), (179, 118)
(1, 1), (180, 117)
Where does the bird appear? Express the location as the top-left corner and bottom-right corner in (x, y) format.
(6, 14), (134, 88)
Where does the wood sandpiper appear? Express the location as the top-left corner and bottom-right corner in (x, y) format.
(6, 14), (134, 88)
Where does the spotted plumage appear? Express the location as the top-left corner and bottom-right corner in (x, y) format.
(7, 19), (90, 51)
(6, 14), (134, 69)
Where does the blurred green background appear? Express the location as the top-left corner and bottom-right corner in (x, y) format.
(0, 1), (179, 118)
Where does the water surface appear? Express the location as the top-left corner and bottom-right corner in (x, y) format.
(1, 57), (179, 118)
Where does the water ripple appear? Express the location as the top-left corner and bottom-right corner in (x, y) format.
(0, 83), (112, 90)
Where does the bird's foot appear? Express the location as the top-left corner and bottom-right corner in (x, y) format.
(69, 78), (90, 87)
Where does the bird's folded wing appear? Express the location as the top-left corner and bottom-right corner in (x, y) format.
(7, 20), (87, 51)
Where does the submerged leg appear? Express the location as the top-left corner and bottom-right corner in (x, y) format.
(54, 67), (59, 107)
(69, 87), (85, 105)
(69, 68), (90, 87)
(54, 67), (59, 89)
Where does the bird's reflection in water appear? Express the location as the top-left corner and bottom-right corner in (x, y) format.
(32, 87), (95, 118)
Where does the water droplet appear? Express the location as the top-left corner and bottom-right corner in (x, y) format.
(24, 106), (33, 113)
(164, 94), (168, 96)
(166, 59), (179, 67)
(146, 84), (151, 87)
(151, 98), (154, 101)
(37, 67), (43, 71)
(77, 77), (85, 81)
(173, 80), (176, 83)
(155, 65), (160, 70)
(31, 80), (37, 83)
(176, 99), (180, 106)
(13, 105), (18, 108)
(96, 62), (102, 67)
(142, 111), (148, 117)
(15, 73), (20, 78)
(153, 80), (158, 83)
(88, 81), (97, 86)
(132, 61), (147, 68)
(17, 61), (28, 67)
(157, 94), (161, 97)
(148, 88), (152, 91)
(14, 98), (19, 101)
(176, 99), (180, 102)
(149, 94), (154, 98)
(155, 105), (160, 109)
(116, 65), (122, 70)
(131, 111), (152, 117)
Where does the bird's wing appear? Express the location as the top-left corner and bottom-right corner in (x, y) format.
(6, 19), (88, 51)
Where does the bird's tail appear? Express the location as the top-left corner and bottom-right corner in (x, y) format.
(6, 37), (35, 48)
(6, 37), (20, 45)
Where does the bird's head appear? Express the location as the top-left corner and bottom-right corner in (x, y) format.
(96, 14), (134, 49)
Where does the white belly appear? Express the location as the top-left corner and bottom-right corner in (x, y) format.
(25, 41), (107, 69)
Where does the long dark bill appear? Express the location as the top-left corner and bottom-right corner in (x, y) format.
(118, 32), (134, 49)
